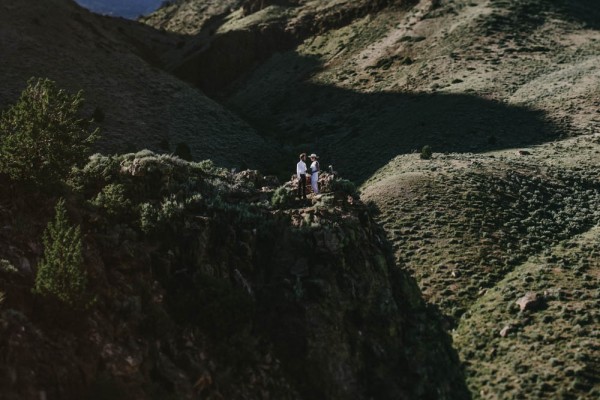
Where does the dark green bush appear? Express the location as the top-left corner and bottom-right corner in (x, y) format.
(0, 78), (99, 186)
(34, 199), (89, 307)
(92, 107), (105, 123)
(420, 145), (433, 160)
(329, 178), (358, 197)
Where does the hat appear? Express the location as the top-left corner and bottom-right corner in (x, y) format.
(309, 153), (318, 158)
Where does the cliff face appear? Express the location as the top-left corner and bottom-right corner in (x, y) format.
(0, 153), (467, 399)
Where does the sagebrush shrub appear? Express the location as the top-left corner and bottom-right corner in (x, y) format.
(34, 199), (89, 307)
(0, 78), (98, 186)
(271, 186), (295, 209)
(90, 183), (132, 218)
(420, 145), (433, 160)
(330, 178), (358, 197)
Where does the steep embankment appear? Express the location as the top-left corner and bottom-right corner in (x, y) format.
(0, 153), (468, 399)
(0, 0), (276, 170)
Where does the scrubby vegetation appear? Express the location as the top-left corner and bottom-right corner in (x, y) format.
(362, 142), (600, 400)
(329, 178), (358, 198)
(271, 185), (296, 208)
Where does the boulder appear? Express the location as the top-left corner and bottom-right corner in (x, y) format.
(515, 292), (545, 312)
(499, 324), (513, 337)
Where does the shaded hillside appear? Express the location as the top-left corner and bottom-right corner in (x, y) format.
(0, 0), (276, 171)
(0, 151), (469, 399)
(228, 55), (559, 183)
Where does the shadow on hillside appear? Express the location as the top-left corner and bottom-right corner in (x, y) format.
(559, 0), (600, 29)
(481, 0), (600, 34)
(228, 53), (564, 184)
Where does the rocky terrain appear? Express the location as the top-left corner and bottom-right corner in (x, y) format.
(0, 0), (599, 399)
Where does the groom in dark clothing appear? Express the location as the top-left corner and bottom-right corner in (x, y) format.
(296, 153), (307, 199)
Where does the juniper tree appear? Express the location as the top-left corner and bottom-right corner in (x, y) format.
(0, 78), (98, 186)
(34, 198), (88, 307)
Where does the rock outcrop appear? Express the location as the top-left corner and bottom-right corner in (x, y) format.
(0, 153), (468, 399)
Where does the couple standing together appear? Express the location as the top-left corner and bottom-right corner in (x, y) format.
(296, 153), (320, 199)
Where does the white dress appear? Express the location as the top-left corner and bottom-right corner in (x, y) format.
(310, 161), (319, 194)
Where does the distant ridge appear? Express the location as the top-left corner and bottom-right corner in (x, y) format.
(74, 0), (164, 19)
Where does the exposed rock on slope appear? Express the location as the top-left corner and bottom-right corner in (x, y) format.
(0, 0), (276, 170)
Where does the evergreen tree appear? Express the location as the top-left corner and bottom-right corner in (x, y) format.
(0, 78), (99, 186)
(34, 198), (88, 307)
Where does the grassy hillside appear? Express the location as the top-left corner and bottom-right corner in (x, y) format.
(362, 136), (600, 309)
(455, 224), (600, 399)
